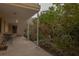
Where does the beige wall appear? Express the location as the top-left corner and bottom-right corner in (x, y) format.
(0, 17), (25, 35)
(17, 19), (27, 35)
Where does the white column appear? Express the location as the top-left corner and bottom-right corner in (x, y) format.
(1, 18), (4, 33)
(5, 22), (8, 33)
(27, 21), (30, 40)
(0, 18), (5, 33)
(37, 13), (39, 46)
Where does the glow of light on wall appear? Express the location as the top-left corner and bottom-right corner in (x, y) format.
(16, 19), (18, 23)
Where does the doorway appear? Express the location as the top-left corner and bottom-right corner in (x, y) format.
(12, 25), (17, 33)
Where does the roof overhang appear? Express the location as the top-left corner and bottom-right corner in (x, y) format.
(8, 3), (40, 11)
(0, 3), (40, 18)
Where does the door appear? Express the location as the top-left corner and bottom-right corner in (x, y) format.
(12, 25), (17, 33)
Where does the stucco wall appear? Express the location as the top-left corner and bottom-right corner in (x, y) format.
(17, 19), (27, 35)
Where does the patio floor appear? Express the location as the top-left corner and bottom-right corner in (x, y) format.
(0, 36), (51, 56)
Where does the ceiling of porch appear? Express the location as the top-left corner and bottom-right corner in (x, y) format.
(0, 3), (40, 25)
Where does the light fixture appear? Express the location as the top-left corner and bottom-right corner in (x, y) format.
(16, 19), (18, 23)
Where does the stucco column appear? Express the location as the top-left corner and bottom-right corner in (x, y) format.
(1, 19), (5, 33)
(5, 22), (9, 33)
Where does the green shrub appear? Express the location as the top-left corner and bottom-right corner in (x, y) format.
(28, 4), (79, 55)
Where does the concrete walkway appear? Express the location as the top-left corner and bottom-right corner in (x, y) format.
(0, 36), (51, 56)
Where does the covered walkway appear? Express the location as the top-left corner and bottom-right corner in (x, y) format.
(0, 36), (51, 56)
